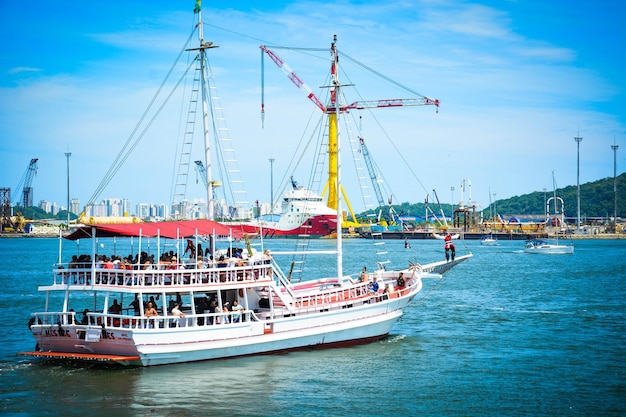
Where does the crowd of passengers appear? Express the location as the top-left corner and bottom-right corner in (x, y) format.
(68, 293), (246, 327)
(116, 294), (245, 324)
(63, 242), (271, 272)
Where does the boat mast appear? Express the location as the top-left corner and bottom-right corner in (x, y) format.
(552, 171), (559, 244)
(194, 1), (217, 219)
(329, 35), (343, 277)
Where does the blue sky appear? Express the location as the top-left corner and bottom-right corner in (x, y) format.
(1, 0), (624, 215)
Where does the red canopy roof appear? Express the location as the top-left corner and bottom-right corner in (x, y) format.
(64, 219), (244, 241)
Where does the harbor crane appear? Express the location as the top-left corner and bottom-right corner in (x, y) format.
(194, 160), (221, 200)
(260, 41), (439, 215)
(15, 158), (39, 208)
(359, 137), (398, 225)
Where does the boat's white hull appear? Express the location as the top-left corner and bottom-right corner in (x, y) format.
(524, 244), (574, 254)
(480, 238), (498, 246)
(137, 308), (403, 366)
(31, 293), (409, 366)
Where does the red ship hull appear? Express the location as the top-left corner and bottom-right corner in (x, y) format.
(236, 214), (337, 238)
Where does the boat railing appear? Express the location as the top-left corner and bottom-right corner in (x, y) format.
(31, 311), (80, 326)
(52, 263), (273, 288)
(271, 279), (406, 313)
(32, 309), (258, 330)
(96, 309), (258, 329)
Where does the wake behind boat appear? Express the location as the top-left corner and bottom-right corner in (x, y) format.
(19, 2), (471, 367)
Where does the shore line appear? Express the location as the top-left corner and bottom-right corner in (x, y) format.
(1, 232), (623, 240)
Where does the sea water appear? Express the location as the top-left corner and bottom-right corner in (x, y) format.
(1, 237), (624, 416)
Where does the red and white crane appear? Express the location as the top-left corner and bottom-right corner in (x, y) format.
(260, 39), (438, 215)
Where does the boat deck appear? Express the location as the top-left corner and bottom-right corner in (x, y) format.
(47, 262), (274, 291)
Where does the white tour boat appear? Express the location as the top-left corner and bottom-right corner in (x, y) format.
(19, 218), (470, 366)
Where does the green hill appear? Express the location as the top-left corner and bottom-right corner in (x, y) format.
(489, 173), (625, 219)
(360, 173), (625, 222)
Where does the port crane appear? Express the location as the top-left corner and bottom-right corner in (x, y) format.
(359, 137), (398, 226)
(194, 160), (221, 200)
(260, 40), (439, 217)
(14, 158), (39, 208)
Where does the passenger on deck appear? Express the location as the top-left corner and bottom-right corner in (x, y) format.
(81, 308), (90, 325)
(69, 255), (78, 269)
(358, 266), (369, 282)
(444, 242), (456, 262)
(144, 302), (158, 317)
(129, 295), (141, 315)
(208, 300), (217, 324)
(171, 303), (185, 318)
(382, 285), (390, 299)
(118, 258), (128, 270)
(148, 296), (159, 312)
(213, 302), (222, 324)
(108, 299), (122, 314)
(396, 272), (406, 290)
(184, 239), (195, 258)
(216, 255), (228, 268)
(222, 302), (231, 324)
(369, 277), (379, 294)
(170, 303), (187, 327)
(231, 300), (244, 322)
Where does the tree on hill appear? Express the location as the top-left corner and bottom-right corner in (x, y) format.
(357, 173), (625, 223)
(491, 173), (625, 219)
(12, 206), (78, 222)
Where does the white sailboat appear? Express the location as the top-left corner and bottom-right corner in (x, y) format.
(480, 234), (499, 246)
(480, 190), (499, 245)
(19, 2), (471, 366)
(524, 172), (574, 254)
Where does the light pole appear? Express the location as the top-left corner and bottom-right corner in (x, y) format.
(450, 186), (455, 218)
(574, 134), (583, 232)
(65, 152), (71, 228)
(269, 158), (275, 216)
(543, 187), (547, 220)
(612, 142), (619, 232)
(493, 192), (497, 229)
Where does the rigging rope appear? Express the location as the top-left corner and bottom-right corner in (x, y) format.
(86, 28), (197, 208)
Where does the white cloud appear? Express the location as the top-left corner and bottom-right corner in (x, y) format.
(8, 67), (43, 74)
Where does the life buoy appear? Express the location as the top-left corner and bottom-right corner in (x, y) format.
(28, 317), (41, 329)
(238, 288), (244, 297)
